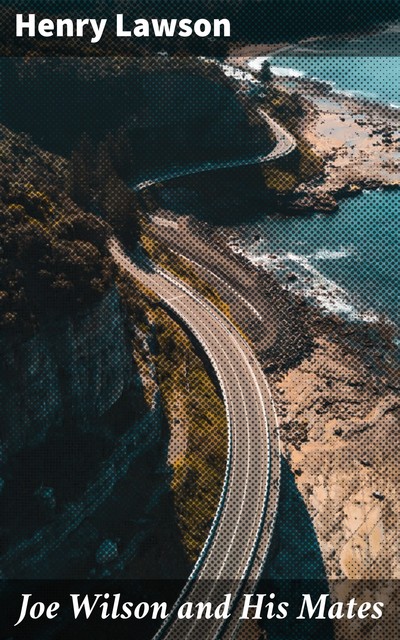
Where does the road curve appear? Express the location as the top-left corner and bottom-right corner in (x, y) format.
(132, 107), (296, 192)
(110, 239), (280, 640)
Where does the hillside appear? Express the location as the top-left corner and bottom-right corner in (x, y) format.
(0, 126), (114, 340)
(0, 126), (189, 584)
(2, 58), (272, 178)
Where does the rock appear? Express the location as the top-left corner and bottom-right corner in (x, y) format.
(288, 193), (338, 213)
(314, 193), (339, 212)
(96, 539), (119, 565)
(341, 493), (384, 578)
(364, 179), (382, 189)
(347, 379), (362, 388)
(4, 60), (252, 166)
(0, 288), (134, 452)
(335, 183), (363, 198)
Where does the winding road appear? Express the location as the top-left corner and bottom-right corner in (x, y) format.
(112, 81), (296, 638)
(132, 108), (296, 192)
(111, 239), (280, 640)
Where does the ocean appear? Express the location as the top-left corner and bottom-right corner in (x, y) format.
(238, 53), (400, 329)
(248, 55), (400, 107)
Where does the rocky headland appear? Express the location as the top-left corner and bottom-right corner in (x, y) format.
(284, 77), (400, 212)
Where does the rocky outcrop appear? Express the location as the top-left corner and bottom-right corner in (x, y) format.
(0, 106), (186, 582)
(0, 286), (187, 579)
(0, 287), (133, 453)
(0, 125), (116, 334)
(286, 191), (339, 213)
(273, 332), (400, 582)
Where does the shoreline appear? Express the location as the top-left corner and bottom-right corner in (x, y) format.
(229, 231), (386, 328)
(275, 74), (399, 210)
(223, 52), (399, 213)
(143, 53), (400, 588)
(230, 67), (399, 330)
(149, 56), (399, 337)
(224, 68), (400, 583)
(147, 212), (400, 585)
(229, 20), (400, 62)
(147, 58), (400, 587)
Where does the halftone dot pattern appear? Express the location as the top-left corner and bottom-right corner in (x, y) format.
(0, 3), (399, 638)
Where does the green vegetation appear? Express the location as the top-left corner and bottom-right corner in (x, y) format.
(117, 272), (227, 564)
(263, 137), (324, 194)
(0, 129), (113, 336)
(151, 306), (227, 563)
(263, 86), (305, 129)
(68, 133), (141, 247)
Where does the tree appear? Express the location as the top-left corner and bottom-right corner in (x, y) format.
(259, 60), (274, 85)
(69, 134), (97, 210)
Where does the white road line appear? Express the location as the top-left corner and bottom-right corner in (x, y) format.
(109, 239), (280, 640)
(157, 296), (265, 638)
(175, 252), (263, 321)
(145, 272), (271, 604)
(164, 293), (186, 302)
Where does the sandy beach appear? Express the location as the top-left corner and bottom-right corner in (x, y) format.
(246, 66), (400, 583)
(232, 68), (400, 583)
(220, 55), (399, 222)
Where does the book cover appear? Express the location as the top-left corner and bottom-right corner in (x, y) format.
(0, 2), (399, 638)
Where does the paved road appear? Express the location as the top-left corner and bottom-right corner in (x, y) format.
(118, 63), (291, 638)
(133, 108), (296, 192)
(110, 239), (280, 640)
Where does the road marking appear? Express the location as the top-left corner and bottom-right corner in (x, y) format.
(153, 271), (272, 592)
(110, 240), (280, 640)
(175, 252), (263, 321)
(130, 76), (297, 196)
(162, 297), (268, 638)
(145, 267), (273, 583)
(164, 293), (186, 302)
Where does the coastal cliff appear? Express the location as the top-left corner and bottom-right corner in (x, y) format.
(0, 126), (187, 580)
(0, 287), (134, 454)
(0, 274), (186, 581)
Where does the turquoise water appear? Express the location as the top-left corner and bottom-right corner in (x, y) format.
(268, 55), (400, 106)
(241, 54), (400, 327)
(237, 190), (400, 326)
